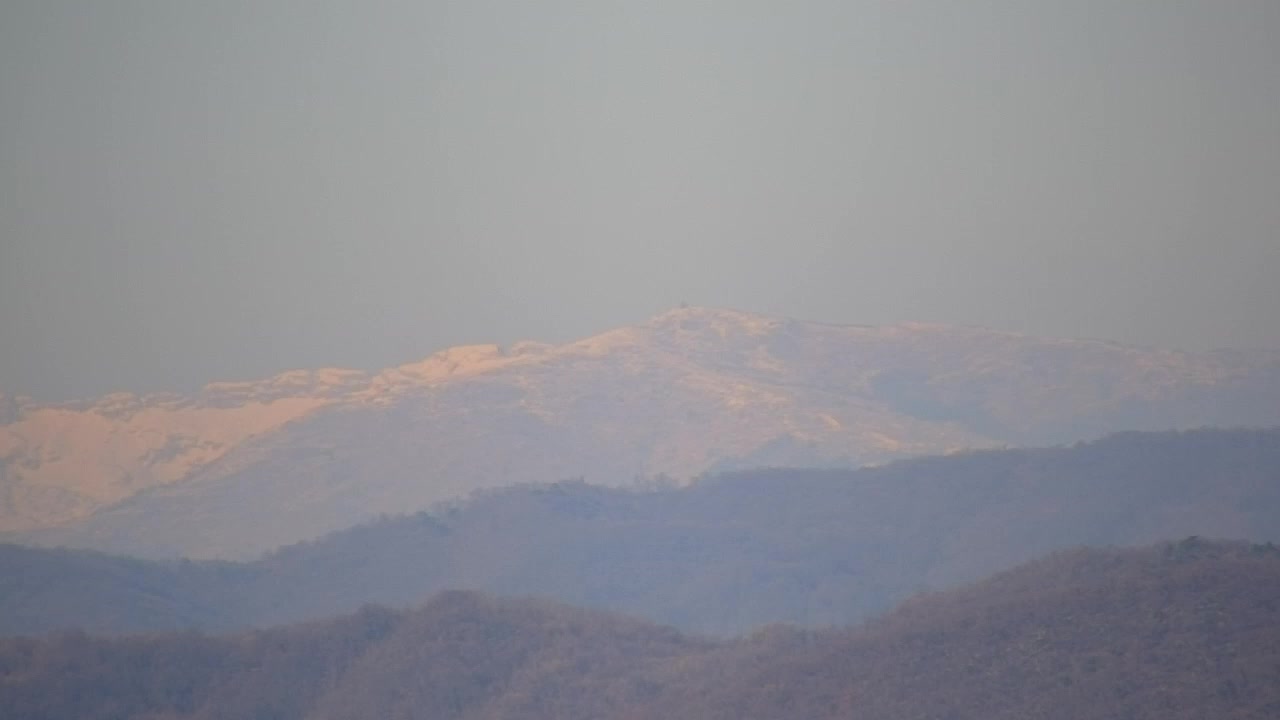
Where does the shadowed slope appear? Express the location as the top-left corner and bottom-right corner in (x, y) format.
(1, 428), (1277, 638)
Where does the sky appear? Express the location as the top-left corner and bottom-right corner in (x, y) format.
(2, 1), (1278, 402)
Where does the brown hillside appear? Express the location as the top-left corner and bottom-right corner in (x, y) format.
(2, 540), (1278, 719)
(653, 539), (1280, 720)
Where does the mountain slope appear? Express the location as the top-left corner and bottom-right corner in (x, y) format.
(3, 428), (1277, 638)
(645, 539), (1280, 720)
(5, 307), (1280, 558)
(3, 541), (1278, 720)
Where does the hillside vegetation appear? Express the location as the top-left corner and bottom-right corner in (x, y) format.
(2, 428), (1277, 637)
(2, 540), (1278, 720)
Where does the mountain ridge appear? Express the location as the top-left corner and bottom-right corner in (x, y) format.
(3, 539), (1278, 720)
(4, 307), (1280, 555)
(3, 428), (1277, 636)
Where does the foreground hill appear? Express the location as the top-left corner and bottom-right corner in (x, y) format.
(2, 428), (1277, 638)
(3, 540), (1278, 720)
(645, 539), (1280, 720)
(5, 307), (1280, 558)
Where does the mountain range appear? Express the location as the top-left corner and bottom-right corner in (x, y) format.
(3, 428), (1277, 638)
(4, 307), (1280, 558)
(4, 539), (1278, 720)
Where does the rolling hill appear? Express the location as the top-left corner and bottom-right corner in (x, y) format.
(3, 540), (1278, 720)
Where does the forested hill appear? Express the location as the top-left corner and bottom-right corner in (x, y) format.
(2, 427), (1277, 638)
(2, 540), (1278, 720)
(643, 539), (1280, 720)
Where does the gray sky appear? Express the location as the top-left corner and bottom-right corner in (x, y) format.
(3, 1), (1278, 401)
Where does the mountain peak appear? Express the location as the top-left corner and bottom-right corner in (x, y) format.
(646, 305), (783, 334)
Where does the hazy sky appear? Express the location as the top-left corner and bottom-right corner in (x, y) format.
(2, 1), (1278, 401)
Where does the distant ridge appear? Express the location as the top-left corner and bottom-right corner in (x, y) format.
(4, 307), (1280, 557)
(2, 428), (1277, 637)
